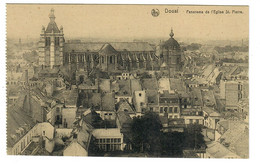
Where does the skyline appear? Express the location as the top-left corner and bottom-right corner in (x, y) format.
(7, 5), (248, 41)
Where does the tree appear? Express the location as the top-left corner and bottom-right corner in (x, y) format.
(130, 112), (162, 154)
(183, 124), (205, 150)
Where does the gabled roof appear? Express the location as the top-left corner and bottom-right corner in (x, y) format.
(206, 141), (240, 158)
(110, 42), (154, 52)
(99, 43), (118, 55)
(7, 108), (35, 147)
(64, 42), (155, 53)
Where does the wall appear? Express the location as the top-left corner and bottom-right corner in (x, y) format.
(62, 107), (77, 128)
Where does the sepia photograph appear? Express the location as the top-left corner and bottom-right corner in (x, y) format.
(5, 4), (249, 158)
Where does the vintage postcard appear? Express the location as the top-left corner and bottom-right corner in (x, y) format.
(6, 4), (248, 158)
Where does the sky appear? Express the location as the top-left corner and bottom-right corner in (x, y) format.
(6, 4), (249, 41)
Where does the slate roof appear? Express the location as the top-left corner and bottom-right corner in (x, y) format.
(162, 38), (180, 50)
(206, 141), (239, 158)
(64, 42), (155, 53)
(101, 92), (115, 111)
(99, 43), (118, 55)
(130, 79), (142, 95)
(117, 79), (131, 96)
(92, 128), (122, 138)
(7, 108), (35, 147)
(146, 90), (159, 105)
(142, 78), (158, 90)
(53, 89), (78, 106)
(110, 42), (154, 52)
(45, 21), (60, 33)
(202, 107), (220, 117)
(117, 111), (132, 128)
(169, 78), (186, 92)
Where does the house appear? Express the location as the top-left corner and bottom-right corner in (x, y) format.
(202, 107), (221, 129)
(7, 107), (35, 155)
(63, 112), (93, 156)
(158, 78), (171, 93)
(146, 90), (159, 114)
(205, 141), (240, 158)
(133, 90), (147, 116)
(116, 100), (136, 118)
(78, 78), (99, 93)
(115, 79), (132, 103)
(99, 92), (116, 120)
(63, 130), (92, 156)
(92, 128), (124, 151)
(215, 120), (249, 158)
(169, 78), (186, 94)
(61, 107), (77, 128)
(7, 109), (55, 155)
(201, 89), (216, 108)
(158, 91), (180, 119)
(141, 78), (158, 91)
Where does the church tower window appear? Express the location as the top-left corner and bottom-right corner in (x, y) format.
(45, 37), (51, 46)
(55, 37), (59, 46)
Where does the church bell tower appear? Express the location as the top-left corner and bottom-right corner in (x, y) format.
(38, 9), (64, 69)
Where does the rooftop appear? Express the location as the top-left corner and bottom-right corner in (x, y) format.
(92, 128), (122, 138)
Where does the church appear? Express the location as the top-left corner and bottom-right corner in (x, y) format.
(38, 9), (182, 75)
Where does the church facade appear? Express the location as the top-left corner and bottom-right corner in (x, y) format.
(38, 9), (182, 74)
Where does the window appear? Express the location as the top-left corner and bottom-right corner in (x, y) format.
(174, 107), (178, 113)
(110, 56), (113, 64)
(160, 107), (163, 113)
(139, 93), (142, 97)
(164, 107), (168, 113)
(196, 119), (199, 124)
(43, 131), (45, 136)
(55, 37), (59, 46)
(169, 107), (173, 113)
(124, 109), (128, 112)
(189, 119), (193, 124)
(45, 37), (50, 46)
